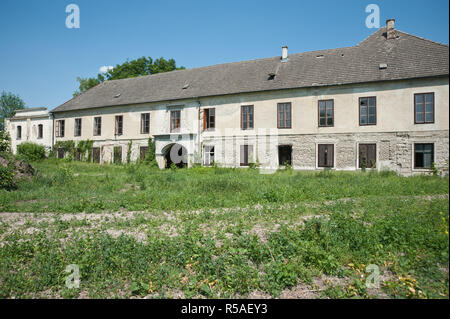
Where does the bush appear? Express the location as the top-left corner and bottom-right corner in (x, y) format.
(0, 163), (15, 190)
(17, 142), (46, 162)
(0, 130), (11, 153)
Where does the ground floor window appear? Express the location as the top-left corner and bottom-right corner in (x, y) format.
(278, 145), (292, 166)
(74, 148), (81, 161)
(140, 146), (149, 161)
(57, 148), (64, 159)
(203, 145), (215, 166)
(92, 147), (100, 163)
(113, 146), (122, 164)
(358, 144), (376, 168)
(414, 143), (434, 169)
(240, 145), (253, 166)
(318, 144), (334, 168)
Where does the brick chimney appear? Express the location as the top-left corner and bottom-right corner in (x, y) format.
(386, 19), (396, 40)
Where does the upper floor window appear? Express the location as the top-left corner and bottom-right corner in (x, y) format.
(17, 126), (22, 140)
(414, 93), (434, 124)
(93, 117), (101, 136)
(318, 100), (334, 127)
(170, 110), (181, 132)
(414, 143), (434, 169)
(203, 108), (215, 131)
(141, 113), (150, 134)
(38, 124), (43, 139)
(56, 120), (65, 137)
(359, 97), (376, 126)
(115, 115), (123, 135)
(74, 118), (82, 137)
(277, 103), (292, 129)
(241, 105), (254, 130)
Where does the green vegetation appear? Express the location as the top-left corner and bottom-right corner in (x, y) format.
(0, 91), (25, 131)
(17, 142), (46, 162)
(0, 160), (448, 299)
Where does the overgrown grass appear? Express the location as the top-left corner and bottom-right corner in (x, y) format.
(0, 159), (448, 299)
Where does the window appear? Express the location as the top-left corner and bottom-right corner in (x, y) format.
(204, 145), (215, 166)
(115, 115), (123, 135)
(278, 145), (292, 166)
(203, 108), (215, 131)
(57, 148), (65, 159)
(318, 144), (334, 168)
(74, 148), (81, 161)
(141, 113), (150, 134)
(113, 146), (122, 164)
(170, 110), (181, 132)
(240, 145), (253, 166)
(93, 117), (102, 136)
(318, 100), (334, 127)
(241, 105), (254, 130)
(17, 126), (22, 140)
(38, 124), (43, 139)
(56, 120), (65, 137)
(414, 93), (434, 124)
(277, 103), (292, 129)
(92, 147), (100, 163)
(359, 97), (376, 126)
(414, 143), (434, 169)
(140, 146), (149, 160)
(359, 144), (376, 168)
(74, 118), (82, 137)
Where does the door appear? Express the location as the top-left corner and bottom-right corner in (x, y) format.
(92, 147), (100, 163)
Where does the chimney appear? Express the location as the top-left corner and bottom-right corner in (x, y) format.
(281, 46), (288, 62)
(386, 19), (396, 40)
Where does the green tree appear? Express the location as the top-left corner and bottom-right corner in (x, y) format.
(73, 57), (184, 96)
(0, 91), (25, 131)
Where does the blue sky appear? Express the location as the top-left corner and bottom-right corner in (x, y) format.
(0, 0), (448, 110)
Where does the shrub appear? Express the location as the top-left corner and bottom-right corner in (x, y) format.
(0, 163), (15, 190)
(17, 142), (46, 162)
(0, 130), (11, 153)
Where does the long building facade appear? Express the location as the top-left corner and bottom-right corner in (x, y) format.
(49, 21), (449, 175)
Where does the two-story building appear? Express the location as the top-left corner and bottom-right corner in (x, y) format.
(50, 20), (449, 175)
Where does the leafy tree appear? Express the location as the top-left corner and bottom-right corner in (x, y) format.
(73, 57), (185, 96)
(0, 91), (25, 130)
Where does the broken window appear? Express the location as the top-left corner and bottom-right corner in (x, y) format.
(203, 145), (215, 166)
(203, 108), (215, 131)
(140, 146), (149, 160)
(240, 145), (253, 166)
(74, 118), (82, 137)
(115, 115), (123, 135)
(359, 97), (376, 126)
(241, 105), (254, 130)
(359, 144), (376, 168)
(319, 100), (334, 127)
(414, 93), (434, 124)
(141, 113), (150, 134)
(318, 144), (334, 168)
(277, 103), (292, 129)
(93, 117), (101, 136)
(414, 143), (434, 169)
(56, 120), (65, 137)
(170, 110), (181, 132)
(278, 145), (292, 166)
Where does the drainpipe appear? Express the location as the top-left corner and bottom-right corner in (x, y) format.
(50, 112), (54, 153)
(196, 97), (201, 164)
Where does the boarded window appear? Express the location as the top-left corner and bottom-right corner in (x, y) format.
(318, 144), (334, 168)
(74, 118), (82, 137)
(203, 108), (215, 131)
(141, 113), (150, 134)
(93, 117), (101, 136)
(203, 145), (215, 166)
(414, 93), (434, 124)
(113, 146), (122, 164)
(318, 100), (334, 127)
(240, 145), (253, 166)
(56, 120), (65, 137)
(170, 111), (181, 132)
(277, 103), (292, 128)
(359, 97), (376, 125)
(414, 143), (434, 169)
(140, 146), (149, 160)
(92, 147), (100, 163)
(241, 105), (254, 130)
(278, 145), (292, 166)
(38, 124), (43, 139)
(359, 144), (376, 168)
(17, 126), (22, 140)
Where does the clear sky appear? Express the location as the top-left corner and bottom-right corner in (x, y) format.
(0, 0), (448, 110)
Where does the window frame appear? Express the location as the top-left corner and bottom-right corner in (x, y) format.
(203, 145), (215, 166)
(170, 110), (181, 133)
(277, 102), (292, 129)
(240, 144), (253, 166)
(414, 92), (435, 124)
(38, 124), (43, 139)
(74, 118), (82, 137)
(93, 117), (102, 136)
(317, 144), (334, 168)
(318, 99), (334, 127)
(56, 120), (65, 138)
(115, 115), (123, 136)
(413, 143), (434, 169)
(140, 113), (150, 134)
(241, 105), (254, 130)
(359, 96), (377, 126)
(358, 143), (377, 169)
(139, 146), (149, 161)
(203, 108), (215, 131)
(17, 125), (22, 140)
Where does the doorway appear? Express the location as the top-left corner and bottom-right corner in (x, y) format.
(164, 143), (188, 168)
(278, 145), (292, 166)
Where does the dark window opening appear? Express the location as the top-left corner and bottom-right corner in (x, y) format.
(115, 116), (123, 136)
(141, 113), (150, 134)
(93, 117), (101, 136)
(17, 126), (22, 140)
(359, 144), (376, 168)
(359, 97), (376, 126)
(113, 146), (122, 164)
(278, 145), (292, 166)
(318, 100), (334, 127)
(57, 148), (65, 159)
(140, 146), (149, 161)
(318, 144), (334, 168)
(414, 93), (434, 124)
(92, 147), (100, 163)
(74, 148), (81, 161)
(240, 145), (253, 166)
(241, 105), (254, 130)
(56, 120), (65, 137)
(38, 124), (43, 139)
(74, 118), (82, 137)
(170, 111), (181, 133)
(414, 143), (434, 169)
(278, 103), (292, 129)
(203, 108), (215, 131)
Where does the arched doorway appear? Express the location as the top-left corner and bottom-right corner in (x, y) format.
(163, 143), (188, 168)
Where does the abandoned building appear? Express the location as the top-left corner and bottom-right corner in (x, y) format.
(26, 20), (449, 175)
